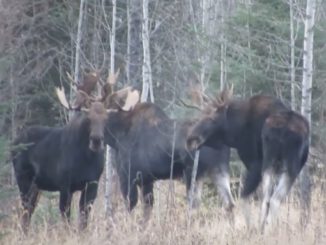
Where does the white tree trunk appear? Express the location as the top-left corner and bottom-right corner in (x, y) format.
(300, 0), (316, 226)
(141, 0), (154, 103)
(128, 0), (142, 87)
(301, 0), (315, 123)
(187, 150), (200, 224)
(10, 64), (16, 186)
(219, 0), (226, 90)
(289, 0), (296, 110)
(74, 0), (85, 85)
(104, 0), (117, 218)
(126, 0), (131, 84)
(110, 0), (116, 74)
(70, 0), (85, 119)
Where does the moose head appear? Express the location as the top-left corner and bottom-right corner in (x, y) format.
(56, 70), (140, 152)
(187, 85), (234, 151)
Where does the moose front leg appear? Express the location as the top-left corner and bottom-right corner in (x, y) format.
(79, 181), (98, 230)
(59, 189), (73, 224)
(141, 182), (154, 224)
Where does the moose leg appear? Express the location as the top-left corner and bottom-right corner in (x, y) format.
(260, 169), (274, 233)
(79, 181), (98, 230)
(120, 175), (138, 212)
(19, 181), (40, 234)
(141, 182), (154, 223)
(213, 171), (235, 212)
(59, 189), (73, 224)
(265, 172), (292, 229)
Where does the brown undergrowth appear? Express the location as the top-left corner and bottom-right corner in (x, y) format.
(1, 180), (325, 245)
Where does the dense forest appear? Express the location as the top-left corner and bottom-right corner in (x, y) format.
(0, 0), (325, 244)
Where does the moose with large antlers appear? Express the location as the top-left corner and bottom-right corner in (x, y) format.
(11, 70), (139, 232)
(104, 100), (235, 221)
(187, 86), (310, 232)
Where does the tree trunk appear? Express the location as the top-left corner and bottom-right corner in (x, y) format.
(74, 0), (86, 85)
(10, 64), (16, 186)
(105, 0), (117, 218)
(289, 0), (296, 110)
(300, 0), (316, 227)
(128, 0), (142, 88)
(70, 0), (86, 119)
(141, 0), (154, 103)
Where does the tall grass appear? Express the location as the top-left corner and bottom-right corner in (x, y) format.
(1, 179), (325, 245)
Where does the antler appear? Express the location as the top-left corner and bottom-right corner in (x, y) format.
(215, 83), (234, 107)
(66, 70), (99, 95)
(55, 87), (70, 109)
(101, 68), (120, 101)
(121, 88), (140, 111)
(55, 87), (93, 112)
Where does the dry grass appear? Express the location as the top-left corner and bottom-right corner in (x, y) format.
(1, 181), (325, 245)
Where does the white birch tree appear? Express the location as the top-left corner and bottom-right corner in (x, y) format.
(300, 0), (316, 225)
(289, 0), (296, 110)
(141, 0), (154, 103)
(74, 0), (86, 85)
(10, 64), (16, 185)
(70, 0), (86, 120)
(104, 0), (117, 218)
(128, 0), (142, 87)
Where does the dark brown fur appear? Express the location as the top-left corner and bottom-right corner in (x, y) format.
(105, 102), (235, 219)
(11, 79), (131, 233)
(187, 92), (309, 230)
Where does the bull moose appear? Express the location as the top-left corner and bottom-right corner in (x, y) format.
(11, 72), (139, 233)
(187, 87), (309, 231)
(104, 99), (235, 221)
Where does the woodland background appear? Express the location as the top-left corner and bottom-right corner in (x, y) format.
(0, 0), (325, 243)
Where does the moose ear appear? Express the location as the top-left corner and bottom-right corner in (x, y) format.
(121, 89), (140, 111)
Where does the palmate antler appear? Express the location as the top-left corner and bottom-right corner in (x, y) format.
(56, 67), (140, 113)
(214, 83), (234, 108)
(65, 69), (102, 109)
(55, 87), (92, 112)
(66, 70), (100, 95)
(101, 68), (120, 100)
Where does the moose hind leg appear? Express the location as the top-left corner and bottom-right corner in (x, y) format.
(15, 170), (39, 234)
(265, 172), (292, 227)
(20, 183), (40, 234)
(260, 169), (274, 233)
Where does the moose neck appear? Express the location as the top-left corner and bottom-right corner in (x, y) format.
(105, 110), (131, 149)
(219, 99), (250, 148)
(65, 114), (91, 149)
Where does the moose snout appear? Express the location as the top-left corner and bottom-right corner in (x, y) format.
(89, 135), (104, 152)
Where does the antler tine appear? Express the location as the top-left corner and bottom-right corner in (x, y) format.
(106, 68), (120, 85)
(55, 87), (70, 110)
(66, 72), (79, 93)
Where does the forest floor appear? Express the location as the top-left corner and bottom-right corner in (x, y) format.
(1, 179), (325, 245)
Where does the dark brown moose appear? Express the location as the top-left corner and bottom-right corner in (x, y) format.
(187, 86), (309, 232)
(104, 100), (235, 221)
(11, 70), (138, 233)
